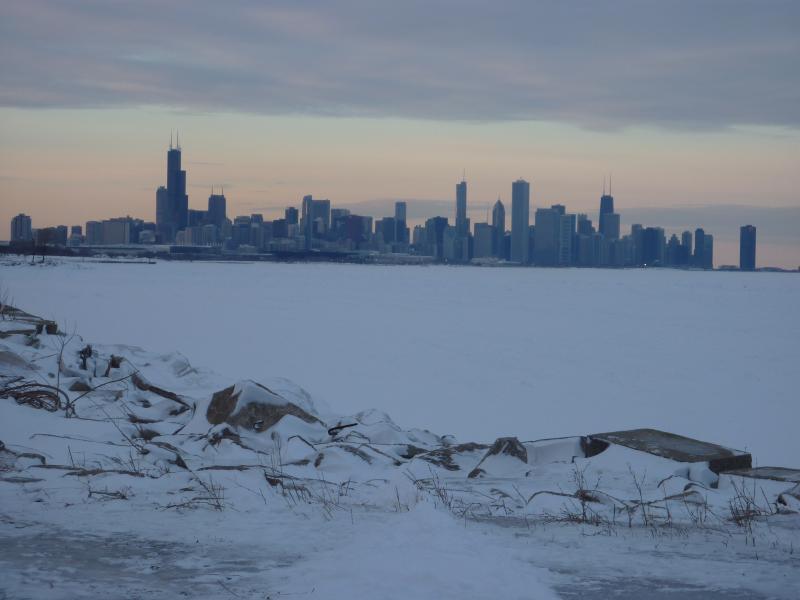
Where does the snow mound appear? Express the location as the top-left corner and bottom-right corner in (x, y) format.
(468, 437), (529, 479)
(206, 380), (321, 432)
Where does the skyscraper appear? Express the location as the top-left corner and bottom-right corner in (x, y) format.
(155, 134), (188, 242)
(643, 227), (666, 265)
(602, 213), (620, 240)
(491, 198), (505, 258)
(207, 190), (227, 227)
(533, 207), (560, 266)
(558, 213), (576, 266)
(694, 228), (705, 268)
(395, 201), (408, 243)
(740, 225), (756, 271)
(302, 195), (313, 249)
(703, 234), (714, 269)
(577, 214), (593, 235)
(455, 179), (468, 236)
(510, 179), (530, 263)
(10, 213), (32, 242)
(598, 182), (617, 239)
(311, 199), (331, 232)
(473, 223), (493, 258)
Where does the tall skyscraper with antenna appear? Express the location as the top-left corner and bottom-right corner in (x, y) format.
(207, 186), (227, 227)
(598, 176), (619, 240)
(156, 132), (189, 242)
(455, 177), (468, 236)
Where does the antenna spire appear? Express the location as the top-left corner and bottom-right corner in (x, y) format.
(609, 173), (612, 196)
(176, 130), (180, 150)
(170, 130), (173, 150)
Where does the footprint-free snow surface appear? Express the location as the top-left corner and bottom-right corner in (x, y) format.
(1, 258), (799, 598)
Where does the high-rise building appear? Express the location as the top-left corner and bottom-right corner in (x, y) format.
(643, 227), (666, 265)
(681, 230), (693, 266)
(491, 198), (505, 258)
(311, 199), (331, 232)
(598, 186), (619, 239)
(188, 209), (206, 227)
(600, 192), (614, 218)
(423, 216), (448, 259)
(602, 213), (620, 240)
(377, 217), (397, 245)
(301, 195), (314, 249)
(631, 224), (644, 266)
(455, 180), (468, 236)
(10, 213), (32, 242)
(395, 201), (408, 243)
(533, 206), (560, 266)
(155, 135), (188, 242)
(207, 191), (227, 226)
(102, 218), (131, 245)
(285, 207), (299, 225)
(510, 179), (530, 263)
(703, 234), (714, 269)
(666, 234), (681, 266)
(694, 228), (706, 268)
(558, 213), (576, 266)
(85, 221), (103, 245)
(577, 214), (593, 236)
(473, 223), (493, 258)
(68, 225), (83, 247)
(740, 225), (756, 271)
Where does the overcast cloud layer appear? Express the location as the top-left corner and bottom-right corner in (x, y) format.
(2, 1), (799, 129)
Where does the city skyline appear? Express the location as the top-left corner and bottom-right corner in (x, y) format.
(1, 2), (799, 267)
(6, 136), (776, 272)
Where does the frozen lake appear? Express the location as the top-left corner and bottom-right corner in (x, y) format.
(3, 259), (798, 466)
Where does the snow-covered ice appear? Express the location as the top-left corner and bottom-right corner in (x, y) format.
(2, 258), (798, 465)
(1, 257), (799, 599)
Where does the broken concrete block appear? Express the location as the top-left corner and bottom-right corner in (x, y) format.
(584, 428), (751, 474)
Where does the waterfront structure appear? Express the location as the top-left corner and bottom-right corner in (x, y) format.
(510, 179), (530, 263)
(740, 225), (756, 271)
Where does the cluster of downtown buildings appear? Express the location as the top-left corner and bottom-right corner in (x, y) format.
(8, 139), (760, 271)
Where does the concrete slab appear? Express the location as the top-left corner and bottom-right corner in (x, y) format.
(721, 467), (800, 483)
(584, 428), (751, 473)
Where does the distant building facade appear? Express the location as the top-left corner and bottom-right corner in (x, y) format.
(740, 225), (756, 271)
(10, 214), (32, 242)
(510, 179), (530, 263)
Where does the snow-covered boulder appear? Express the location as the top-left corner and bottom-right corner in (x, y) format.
(468, 437), (529, 479)
(206, 380), (322, 432)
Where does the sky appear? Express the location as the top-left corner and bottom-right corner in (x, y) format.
(1, 1), (799, 267)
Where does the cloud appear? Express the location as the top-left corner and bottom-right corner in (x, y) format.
(1, 1), (799, 129)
